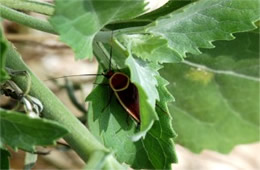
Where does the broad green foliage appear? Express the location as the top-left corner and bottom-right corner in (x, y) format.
(0, 109), (68, 152)
(118, 0), (259, 64)
(147, 0), (259, 58)
(0, 27), (10, 83)
(50, 0), (146, 59)
(161, 32), (260, 153)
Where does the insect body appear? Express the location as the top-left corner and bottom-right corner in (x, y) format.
(104, 70), (140, 123)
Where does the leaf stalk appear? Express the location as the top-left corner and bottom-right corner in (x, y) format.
(0, 0), (54, 15)
(0, 4), (56, 34)
(5, 43), (108, 162)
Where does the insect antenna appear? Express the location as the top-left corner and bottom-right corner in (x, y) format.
(109, 31), (113, 71)
(45, 73), (104, 81)
(95, 37), (114, 71)
(46, 31), (114, 81)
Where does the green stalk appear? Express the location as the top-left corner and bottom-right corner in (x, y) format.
(0, 0), (54, 15)
(0, 4), (56, 34)
(5, 44), (108, 162)
(0, 4), (112, 43)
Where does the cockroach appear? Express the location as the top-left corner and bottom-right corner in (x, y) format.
(50, 38), (141, 123)
(103, 70), (140, 123)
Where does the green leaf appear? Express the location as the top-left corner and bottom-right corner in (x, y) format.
(87, 86), (178, 169)
(87, 84), (153, 168)
(142, 109), (177, 169)
(118, 34), (182, 63)
(141, 76), (178, 169)
(87, 90), (176, 169)
(125, 57), (159, 140)
(147, 0), (259, 59)
(0, 26), (10, 83)
(156, 76), (175, 113)
(0, 109), (68, 152)
(87, 62), (177, 169)
(118, 0), (259, 64)
(161, 31), (259, 153)
(0, 148), (10, 170)
(50, 0), (147, 59)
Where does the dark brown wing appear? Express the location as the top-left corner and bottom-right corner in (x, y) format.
(114, 82), (140, 123)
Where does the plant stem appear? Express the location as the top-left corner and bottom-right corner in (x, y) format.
(0, 4), (111, 43)
(5, 43), (109, 162)
(0, 4), (56, 34)
(0, 0), (54, 15)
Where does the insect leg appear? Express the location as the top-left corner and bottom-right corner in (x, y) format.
(93, 83), (109, 86)
(64, 78), (87, 114)
(32, 150), (51, 155)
